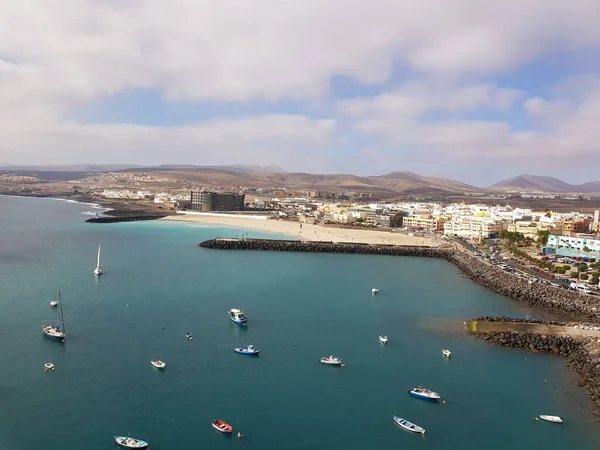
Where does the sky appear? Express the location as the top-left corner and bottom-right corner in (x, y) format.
(1, 0), (600, 187)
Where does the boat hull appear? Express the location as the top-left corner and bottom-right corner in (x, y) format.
(42, 327), (65, 341)
(393, 416), (425, 434)
(409, 391), (440, 400)
(230, 317), (248, 325)
(114, 436), (149, 449)
(234, 349), (260, 355)
(212, 421), (233, 433)
(540, 415), (563, 423)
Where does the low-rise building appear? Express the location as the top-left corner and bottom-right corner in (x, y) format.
(563, 218), (591, 236)
(506, 221), (563, 240)
(444, 216), (505, 238)
(402, 214), (447, 232)
(547, 234), (600, 256)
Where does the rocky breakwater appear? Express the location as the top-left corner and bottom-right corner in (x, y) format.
(86, 214), (169, 223)
(471, 323), (600, 409)
(199, 238), (600, 322)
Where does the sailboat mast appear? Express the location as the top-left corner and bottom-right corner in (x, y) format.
(58, 290), (65, 332)
(97, 242), (101, 267)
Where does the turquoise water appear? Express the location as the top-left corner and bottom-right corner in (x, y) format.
(1, 195), (598, 450)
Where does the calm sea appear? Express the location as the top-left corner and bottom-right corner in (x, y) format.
(0, 195), (598, 450)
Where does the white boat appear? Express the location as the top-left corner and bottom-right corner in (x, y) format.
(320, 355), (343, 365)
(372, 288), (379, 294)
(409, 386), (441, 400)
(229, 308), (248, 325)
(151, 358), (166, 369)
(185, 332), (193, 340)
(42, 289), (66, 342)
(44, 362), (55, 371)
(540, 415), (563, 423)
(93, 242), (103, 276)
(234, 344), (260, 355)
(114, 436), (149, 449)
(393, 415), (425, 434)
(379, 335), (388, 344)
(442, 348), (451, 358)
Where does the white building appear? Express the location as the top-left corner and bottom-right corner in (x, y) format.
(444, 216), (505, 238)
(547, 235), (600, 255)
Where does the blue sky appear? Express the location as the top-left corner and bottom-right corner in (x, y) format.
(2, 1), (600, 186)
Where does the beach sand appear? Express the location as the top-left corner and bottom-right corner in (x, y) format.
(161, 213), (439, 246)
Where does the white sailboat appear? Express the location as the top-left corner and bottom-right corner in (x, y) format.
(94, 242), (103, 276)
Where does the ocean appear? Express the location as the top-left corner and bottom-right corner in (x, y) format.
(0, 195), (598, 450)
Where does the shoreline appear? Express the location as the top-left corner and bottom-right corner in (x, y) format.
(162, 212), (438, 246)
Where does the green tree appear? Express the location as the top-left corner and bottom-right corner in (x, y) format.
(536, 229), (550, 246)
(582, 246), (590, 253)
(591, 276), (599, 285)
(558, 268), (566, 274)
(580, 273), (589, 281)
(579, 263), (588, 272)
(571, 271), (579, 279)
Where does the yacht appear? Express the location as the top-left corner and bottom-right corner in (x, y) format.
(42, 290), (66, 342)
(409, 386), (441, 400)
(229, 308), (248, 325)
(93, 242), (103, 276)
(319, 355), (343, 365)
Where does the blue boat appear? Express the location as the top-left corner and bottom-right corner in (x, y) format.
(409, 386), (441, 400)
(229, 308), (248, 325)
(234, 345), (260, 355)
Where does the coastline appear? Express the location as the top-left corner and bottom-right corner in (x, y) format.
(162, 212), (438, 246)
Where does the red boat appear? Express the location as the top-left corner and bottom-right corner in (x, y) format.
(212, 419), (233, 433)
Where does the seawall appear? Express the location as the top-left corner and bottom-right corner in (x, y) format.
(199, 238), (600, 322)
(86, 214), (169, 223)
(468, 321), (600, 409)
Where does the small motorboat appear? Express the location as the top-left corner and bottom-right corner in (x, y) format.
(409, 386), (441, 400)
(50, 300), (58, 308)
(393, 416), (425, 434)
(372, 288), (379, 294)
(114, 436), (149, 449)
(234, 344), (260, 355)
(212, 419), (233, 433)
(540, 415), (563, 423)
(320, 355), (343, 365)
(442, 348), (451, 358)
(379, 335), (388, 344)
(151, 358), (166, 369)
(185, 332), (193, 340)
(44, 362), (55, 371)
(229, 308), (248, 325)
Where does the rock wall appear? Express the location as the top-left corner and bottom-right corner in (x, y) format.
(86, 214), (168, 223)
(199, 239), (600, 321)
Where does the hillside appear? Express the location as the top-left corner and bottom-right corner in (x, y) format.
(490, 174), (600, 193)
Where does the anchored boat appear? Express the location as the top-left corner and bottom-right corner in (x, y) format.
(372, 288), (379, 294)
(229, 308), (248, 325)
(320, 355), (343, 365)
(212, 419), (233, 433)
(540, 415), (563, 423)
(151, 358), (166, 369)
(442, 348), (451, 358)
(114, 436), (149, 449)
(94, 242), (103, 276)
(234, 344), (260, 355)
(409, 386), (441, 400)
(379, 335), (388, 344)
(393, 416), (425, 434)
(42, 289), (66, 342)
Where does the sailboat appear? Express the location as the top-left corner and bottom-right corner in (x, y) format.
(42, 289), (66, 342)
(94, 242), (103, 276)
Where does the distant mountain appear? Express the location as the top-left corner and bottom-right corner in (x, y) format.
(490, 174), (600, 193)
(0, 164), (143, 172)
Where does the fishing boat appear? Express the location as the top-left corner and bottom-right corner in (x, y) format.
(393, 416), (425, 434)
(42, 290), (66, 342)
(320, 355), (343, 365)
(372, 288), (379, 294)
(229, 308), (248, 325)
(234, 344), (260, 355)
(114, 436), (149, 448)
(409, 386), (441, 400)
(94, 242), (103, 276)
(151, 358), (166, 369)
(379, 335), (388, 344)
(540, 415), (563, 423)
(185, 332), (193, 340)
(442, 348), (451, 358)
(212, 419), (233, 433)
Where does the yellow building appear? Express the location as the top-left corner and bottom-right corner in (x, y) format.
(402, 214), (447, 232)
(507, 221), (563, 240)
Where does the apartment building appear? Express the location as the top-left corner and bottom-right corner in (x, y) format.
(563, 218), (591, 236)
(507, 221), (564, 240)
(547, 234), (600, 255)
(443, 216), (505, 238)
(402, 214), (447, 232)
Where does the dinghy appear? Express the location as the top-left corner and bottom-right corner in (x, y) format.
(442, 348), (451, 358)
(393, 416), (425, 434)
(540, 415), (563, 423)
(114, 436), (149, 449)
(212, 419), (233, 433)
(379, 335), (388, 344)
(151, 358), (166, 369)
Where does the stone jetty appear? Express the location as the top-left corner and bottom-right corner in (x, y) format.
(86, 214), (169, 223)
(199, 238), (600, 322)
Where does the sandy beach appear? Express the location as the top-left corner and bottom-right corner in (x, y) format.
(161, 212), (439, 246)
